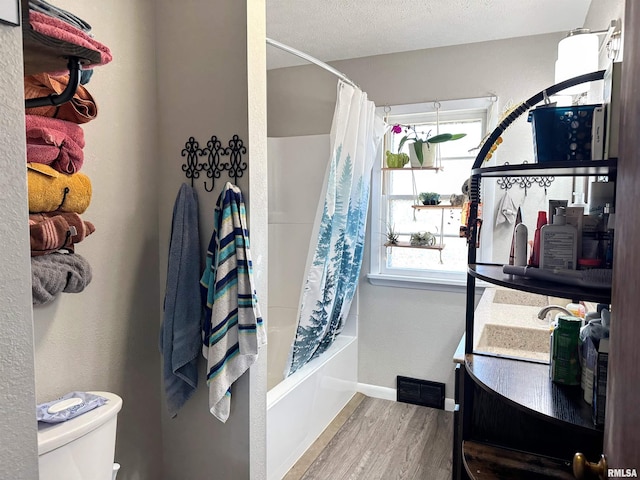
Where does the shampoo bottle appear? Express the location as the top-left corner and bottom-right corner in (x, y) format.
(529, 211), (547, 267)
(540, 207), (578, 270)
(514, 223), (528, 266)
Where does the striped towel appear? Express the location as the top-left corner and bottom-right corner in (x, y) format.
(201, 182), (266, 422)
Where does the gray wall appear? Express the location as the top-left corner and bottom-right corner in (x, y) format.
(267, 32), (564, 399)
(31, 1), (163, 478)
(3, 1), (267, 478)
(0, 19), (39, 480)
(155, 1), (267, 479)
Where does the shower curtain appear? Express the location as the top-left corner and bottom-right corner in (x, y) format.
(286, 80), (385, 376)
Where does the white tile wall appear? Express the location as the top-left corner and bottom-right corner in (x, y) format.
(266, 307), (299, 390)
(268, 135), (330, 224)
(267, 223), (313, 308)
(267, 135), (331, 387)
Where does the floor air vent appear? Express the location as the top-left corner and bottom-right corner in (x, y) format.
(396, 376), (445, 409)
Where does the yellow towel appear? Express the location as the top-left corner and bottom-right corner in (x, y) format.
(27, 163), (92, 214)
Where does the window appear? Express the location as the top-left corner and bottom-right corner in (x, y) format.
(369, 97), (497, 289)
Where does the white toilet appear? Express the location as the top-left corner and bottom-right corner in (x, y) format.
(37, 391), (123, 480)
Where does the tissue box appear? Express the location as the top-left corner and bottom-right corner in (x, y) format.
(528, 105), (600, 163)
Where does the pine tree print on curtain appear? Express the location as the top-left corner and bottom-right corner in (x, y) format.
(286, 80), (385, 376)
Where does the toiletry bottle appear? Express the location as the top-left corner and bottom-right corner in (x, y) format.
(604, 203), (615, 268)
(539, 207), (578, 270)
(550, 315), (582, 385)
(566, 302), (585, 319)
(570, 191), (588, 214)
(514, 223), (528, 266)
(529, 211), (547, 267)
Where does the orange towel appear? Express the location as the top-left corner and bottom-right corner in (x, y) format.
(29, 212), (95, 256)
(27, 163), (92, 214)
(24, 73), (98, 124)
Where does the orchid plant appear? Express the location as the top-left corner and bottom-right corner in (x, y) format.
(392, 124), (466, 166)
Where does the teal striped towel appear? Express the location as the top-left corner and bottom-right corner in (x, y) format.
(201, 182), (266, 422)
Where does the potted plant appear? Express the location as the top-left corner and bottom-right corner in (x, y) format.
(409, 231), (436, 246)
(393, 124), (466, 168)
(418, 192), (441, 205)
(385, 223), (399, 245)
(384, 150), (409, 168)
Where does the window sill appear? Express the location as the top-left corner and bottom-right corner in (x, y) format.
(367, 272), (488, 293)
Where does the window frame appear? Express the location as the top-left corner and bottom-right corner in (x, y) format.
(368, 97), (497, 291)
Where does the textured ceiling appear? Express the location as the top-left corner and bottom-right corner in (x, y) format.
(266, 0), (592, 69)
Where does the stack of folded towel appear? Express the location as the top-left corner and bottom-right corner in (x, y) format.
(25, 2), (112, 305)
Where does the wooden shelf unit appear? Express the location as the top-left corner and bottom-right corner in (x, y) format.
(381, 166), (443, 172)
(455, 96), (618, 478)
(468, 263), (612, 304)
(20, 0), (102, 76)
(466, 354), (601, 432)
(462, 441), (574, 480)
(384, 241), (445, 250)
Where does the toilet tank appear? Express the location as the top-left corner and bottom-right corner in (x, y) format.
(37, 391), (123, 480)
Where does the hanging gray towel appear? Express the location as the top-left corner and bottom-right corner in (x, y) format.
(160, 183), (201, 417)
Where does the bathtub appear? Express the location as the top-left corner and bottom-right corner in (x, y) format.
(266, 332), (357, 480)
(266, 134), (358, 479)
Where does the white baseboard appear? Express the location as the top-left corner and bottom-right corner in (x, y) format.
(356, 383), (396, 401)
(357, 382), (456, 412)
(444, 398), (456, 412)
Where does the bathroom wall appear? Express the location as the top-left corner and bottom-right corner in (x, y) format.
(155, 1), (267, 479)
(4, 1), (266, 478)
(0, 20), (39, 480)
(30, 0), (164, 478)
(267, 32), (564, 399)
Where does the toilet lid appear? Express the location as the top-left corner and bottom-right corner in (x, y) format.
(37, 391), (123, 455)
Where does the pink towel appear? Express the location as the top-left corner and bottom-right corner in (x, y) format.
(29, 11), (112, 68)
(26, 115), (85, 174)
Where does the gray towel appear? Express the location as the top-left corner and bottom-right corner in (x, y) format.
(31, 252), (92, 305)
(160, 183), (201, 417)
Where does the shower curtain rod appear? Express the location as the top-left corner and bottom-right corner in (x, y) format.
(266, 37), (358, 89)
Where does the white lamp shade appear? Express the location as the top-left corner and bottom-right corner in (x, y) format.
(555, 32), (599, 95)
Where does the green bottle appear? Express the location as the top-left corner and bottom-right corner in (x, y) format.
(550, 315), (582, 385)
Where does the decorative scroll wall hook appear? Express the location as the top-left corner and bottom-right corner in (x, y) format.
(180, 134), (248, 191)
(497, 161), (555, 195)
(181, 137), (203, 186)
(201, 135), (225, 193)
(225, 135), (248, 185)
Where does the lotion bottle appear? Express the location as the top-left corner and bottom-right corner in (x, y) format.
(540, 207), (578, 270)
(514, 223), (528, 266)
(529, 211), (547, 267)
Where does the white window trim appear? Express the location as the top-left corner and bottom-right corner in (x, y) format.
(368, 97), (498, 291)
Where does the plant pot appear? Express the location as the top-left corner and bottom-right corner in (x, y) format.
(385, 151), (409, 168)
(408, 142), (436, 168)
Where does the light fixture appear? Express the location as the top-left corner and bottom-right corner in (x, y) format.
(554, 20), (621, 96)
(555, 28), (599, 95)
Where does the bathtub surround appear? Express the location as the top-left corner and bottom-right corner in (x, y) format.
(267, 334), (358, 480)
(160, 183), (201, 418)
(286, 81), (385, 376)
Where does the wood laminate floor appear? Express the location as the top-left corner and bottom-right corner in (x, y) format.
(285, 395), (453, 480)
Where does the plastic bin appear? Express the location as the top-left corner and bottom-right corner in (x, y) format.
(528, 104), (599, 162)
